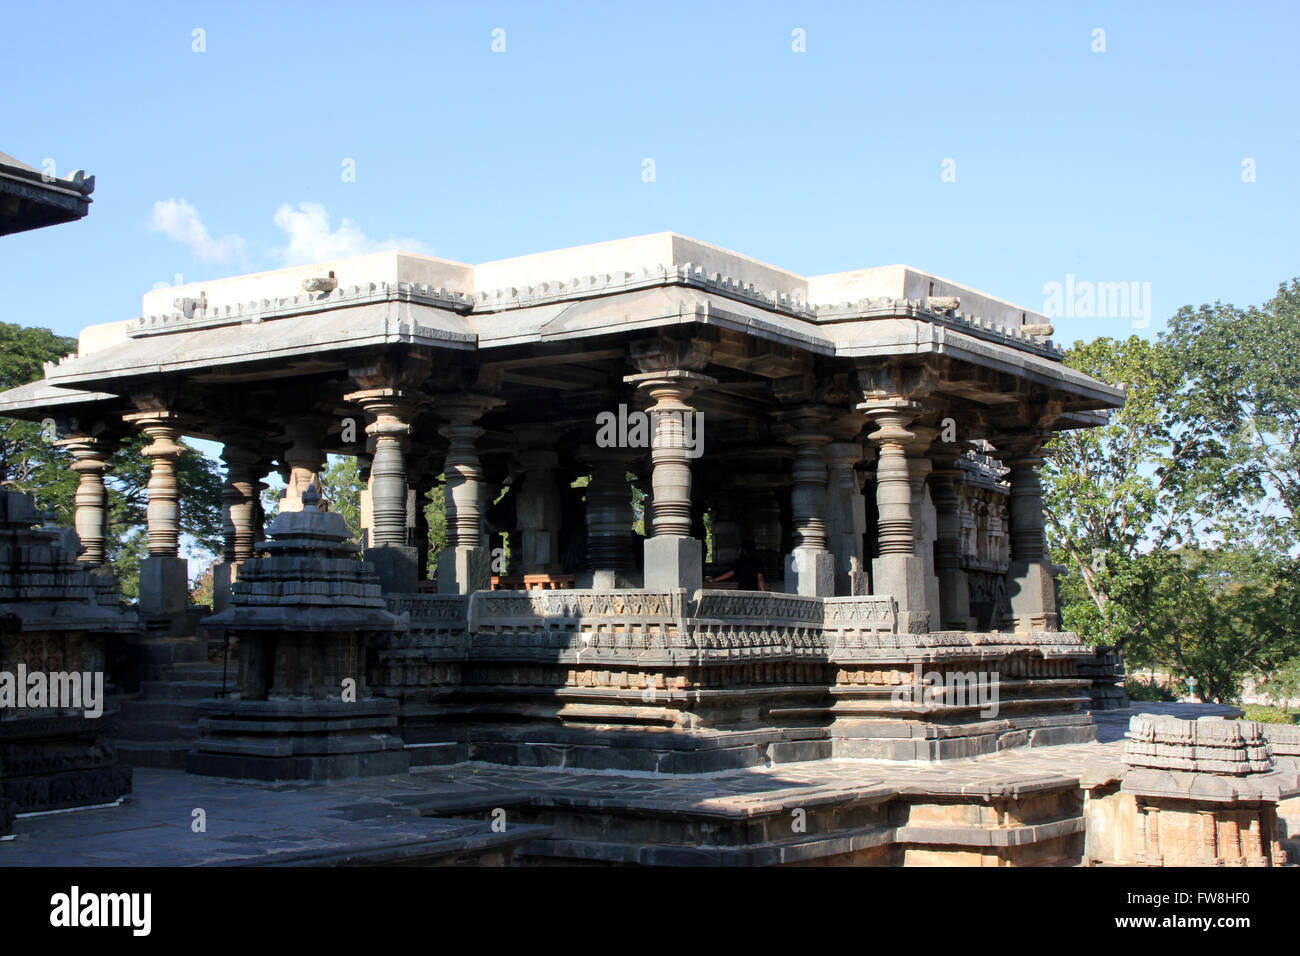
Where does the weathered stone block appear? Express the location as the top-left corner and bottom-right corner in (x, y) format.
(643, 536), (702, 594)
(784, 548), (835, 597)
(437, 545), (491, 594)
(138, 555), (189, 617)
(366, 544), (419, 593)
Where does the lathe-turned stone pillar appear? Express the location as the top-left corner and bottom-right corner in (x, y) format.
(859, 399), (929, 632)
(124, 409), (188, 616)
(998, 431), (1059, 631)
(512, 425), (563, 575)
(735, 470), (785, 582)
(437, 395), (502, 594)
(579, 446), (639, 588)
(905, 426), (942, 627)
(280, 418), (327, 513)
(777, 407), (835, 597)
(56, 433), (117, 568)
(346, 388), (418, 592)
(929, 451), (974, 630)
(623, 368), (712, 594)
(214, 444), (262, 612)
(824, 440), (870, 596)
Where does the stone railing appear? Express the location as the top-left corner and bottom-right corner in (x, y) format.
(1125, 714), (1274, 775)
(372, 588), (1101, 677)
(690, 590), (827, 660)
(377, 595), (470, 692)
(466, 588), (689, 665)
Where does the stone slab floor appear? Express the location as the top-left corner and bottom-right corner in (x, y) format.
(0, 703), (1237, 866)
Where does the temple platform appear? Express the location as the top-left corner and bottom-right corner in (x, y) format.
(1, 703), (1253, 867)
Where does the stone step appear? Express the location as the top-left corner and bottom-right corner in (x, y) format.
(163, 662), (231, 682)
(116, 741), (191, 770)
(118, 698), (198, 723)
(117, 720), (199, 743)
(137, 680), (228, 700)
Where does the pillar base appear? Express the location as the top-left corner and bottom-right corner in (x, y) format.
(937, 567), (975, 630)
(366, 545), (420, 594)
(138, 556), (189, 617)
(872, 553), (931, 633)
(578, 569), (641, 589)
(784, 548), (835, 597)
(212, 561), (239, 612)
(643, 536), (702, 594)
(1006, 560), (1060, 632)
(437, 545), (491, 594)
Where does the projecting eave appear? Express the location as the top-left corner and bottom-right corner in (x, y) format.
(474, 285), (834, 354)
(40, 299), (477, 390)
(0, 152), (94, 236)
(0, 379), (118, 421)
(835, 317), (1125, 410)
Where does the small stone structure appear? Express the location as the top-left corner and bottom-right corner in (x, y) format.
(1121, 714), (1297, 866)
(189, 487), (410, 781)
(0, 491), (136, 836)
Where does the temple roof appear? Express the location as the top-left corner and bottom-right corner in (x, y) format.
(0, 150), (94, 236)
(0, 232), (1126, 425)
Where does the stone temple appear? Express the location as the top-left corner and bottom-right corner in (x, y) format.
(2, 232), (1296, 865)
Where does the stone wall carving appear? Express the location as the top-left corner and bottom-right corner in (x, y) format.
(1122, 714), (1299, 866)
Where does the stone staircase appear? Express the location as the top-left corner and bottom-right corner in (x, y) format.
(117, 649), (235, 770)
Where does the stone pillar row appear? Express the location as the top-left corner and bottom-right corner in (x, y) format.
(998, 430), (1059, 632)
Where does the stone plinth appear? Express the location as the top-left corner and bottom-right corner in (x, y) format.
(192, 489), (409, 781)
(0, 492), (137, 829)
(1121, 714), (1300, 866)
(138, 555), (189, 618)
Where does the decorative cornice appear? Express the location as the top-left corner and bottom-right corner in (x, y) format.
(473, 262), (818, 320)
(817, 297), (1065, 357)
(123, 281), (475, 339)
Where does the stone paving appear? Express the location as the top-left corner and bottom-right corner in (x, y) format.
(0, 768), (544, 866)
(0, 703), (1239, 866)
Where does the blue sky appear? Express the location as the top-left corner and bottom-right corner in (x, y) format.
(2, 0), (1296, 348)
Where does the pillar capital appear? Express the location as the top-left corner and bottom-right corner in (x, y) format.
(344, 387), (416, 444)
(992, 428), (1051, 463)
(622, 368), (716, 405)
(858, 398), (923, 443)
(628, 337), (713, 376)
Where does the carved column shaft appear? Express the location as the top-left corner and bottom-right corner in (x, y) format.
(125, 412), (184, 558)
(638, 377), (701, 538)
(586, 459), (635, 572)
(220, 447), (261, 563)
(864, 404), (917, 557)
(281, 419), (326, 513)
(347, 391), (412, 548)
(58, 434), (116, 567)
(789, 435), (830, 550)
(514, 431), (563, 574)
(1008, 452), (1047, 562)
(441, 420), (487, 549)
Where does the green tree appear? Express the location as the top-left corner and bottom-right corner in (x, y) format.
(1044, 281), (1300, 696)
(1162, 280), (1300, 553)
(0, 322), (223, 598)
(1041, 335), (1183, 653)
(1138, 548), (1300, 703)
(0, 323), (78, 512)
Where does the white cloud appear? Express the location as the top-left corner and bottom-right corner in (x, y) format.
(148, 199), (429, 268)
(147, 198), (247, 263)
(272, 201), (430, 266)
